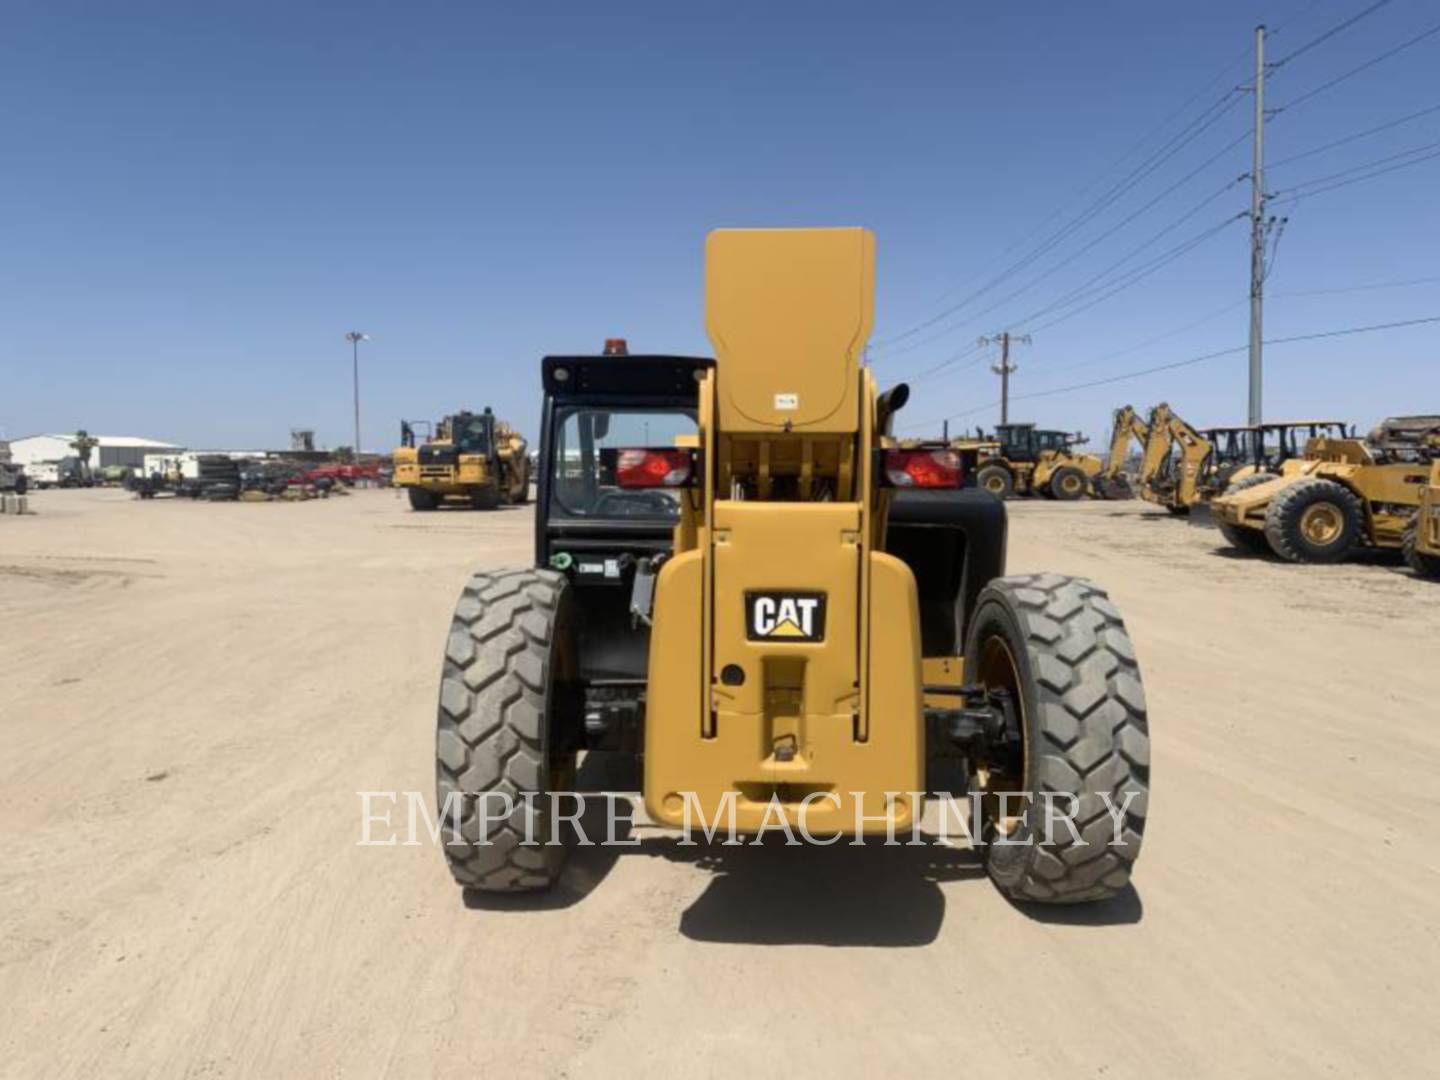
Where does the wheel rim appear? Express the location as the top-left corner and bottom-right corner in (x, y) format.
(984, 474), (1007, 494)
(1300, 502), (1344, 546)
(973, 632), (1028, 838)
(1062, 474), (1082, 495)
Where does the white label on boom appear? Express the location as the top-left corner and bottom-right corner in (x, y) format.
(774, 393), (799, 411)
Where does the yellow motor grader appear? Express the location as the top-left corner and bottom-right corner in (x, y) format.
(1211, 416), (1440, 563)
(432, 228), (1150, 903)
(393, 408), (530, 510)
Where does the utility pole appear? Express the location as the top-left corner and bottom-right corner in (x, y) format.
(345, 331), (369, 456)
(980, 332), (1030, 425)
(1247, 24), (1266, 426)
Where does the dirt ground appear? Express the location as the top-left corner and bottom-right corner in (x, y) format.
(2, 488), (1437, 1078)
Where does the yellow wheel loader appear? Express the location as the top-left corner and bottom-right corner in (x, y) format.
(392, 408), (530, 510)
(1210, 417), (1440, 563)
(432, 228), (1149, 904)
(1404, 457), (1440, 579)
(973, 424), (1106, 500)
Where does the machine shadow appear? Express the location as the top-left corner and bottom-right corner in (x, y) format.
(657, 834), (984, 947)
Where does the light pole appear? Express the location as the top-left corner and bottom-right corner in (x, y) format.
(345, 331), (369, 457)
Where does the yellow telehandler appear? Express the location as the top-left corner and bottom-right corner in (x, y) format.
(432, 228), (1150, 903)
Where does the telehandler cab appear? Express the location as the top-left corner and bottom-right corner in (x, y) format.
(433, 229), (1149, 904)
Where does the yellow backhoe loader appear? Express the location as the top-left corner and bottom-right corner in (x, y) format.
(1211, 416), (1440, 563)
(432, 228), (1149, 904)
(1097, 405), (1149, 500)
(1138, 403), (1213, 514)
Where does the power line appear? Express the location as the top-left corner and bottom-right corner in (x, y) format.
(897, 312), (1440, 432)
(1273, 273), (1440, 297)
(871, 90), (1246, 352)
(945, 131), (1251, 339)
(1267, 0), (1396, 70)
(1274, 19), (1440, 114)
(1272, 140), (1440, 202)
(869, 47), (1255, 351)
(1267, 100), (1440, 168)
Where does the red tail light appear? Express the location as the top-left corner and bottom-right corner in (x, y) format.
(616, 448), (694, 488)
(883, 449), (963, 488)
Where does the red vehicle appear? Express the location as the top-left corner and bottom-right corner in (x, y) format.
(299, 462), (384, 486)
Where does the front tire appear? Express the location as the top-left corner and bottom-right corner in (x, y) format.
(1049, 466), (1087, 501)
(408, 487), (437, 511)
(977, 465), (1014, 500)
(965, 574), (1149, 904)
(436, 569), (578, 892)
(1264, 478), (1362, 563)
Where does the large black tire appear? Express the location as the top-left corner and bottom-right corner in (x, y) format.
(436, 569), (578, 892)
(977, 465), (1014, 500)
(470, 486), (501, 510)
(964, 574), (1149, 904)
(1264, 478), (1363, 563)
(1048, 466), (1087, 501)
(408, 487), (437, 511)
(1219, 521), (1271, 555)
(1224, 472), (1275, 495)
(1403, 517), (1440, 579)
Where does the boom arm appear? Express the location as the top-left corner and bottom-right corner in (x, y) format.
(1103, 405), (1149, 480)
(1140, 403), (1214, 507)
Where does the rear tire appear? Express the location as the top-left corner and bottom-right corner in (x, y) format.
(977, 465), (1014, 500)
(1049, 466), (1087, 501)
(470, 487), (501, 510)
(965, 574), (1149, 904)
(1264, 478), (1362, 563)
(436, 569), (578, 892)
(408, 487), (437, 511)
(1403, 517), (1440, 579)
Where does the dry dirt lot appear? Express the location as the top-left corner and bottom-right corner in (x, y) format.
(2, 488), (1437, 1078)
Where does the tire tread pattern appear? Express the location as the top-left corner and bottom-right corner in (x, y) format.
(436, 568), (566, 892)
(977, 574), (1149, 904)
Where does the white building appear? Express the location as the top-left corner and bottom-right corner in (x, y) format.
(9, 434), (183, 470)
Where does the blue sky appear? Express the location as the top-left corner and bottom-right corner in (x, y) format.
(2, 0), (1436, 451)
